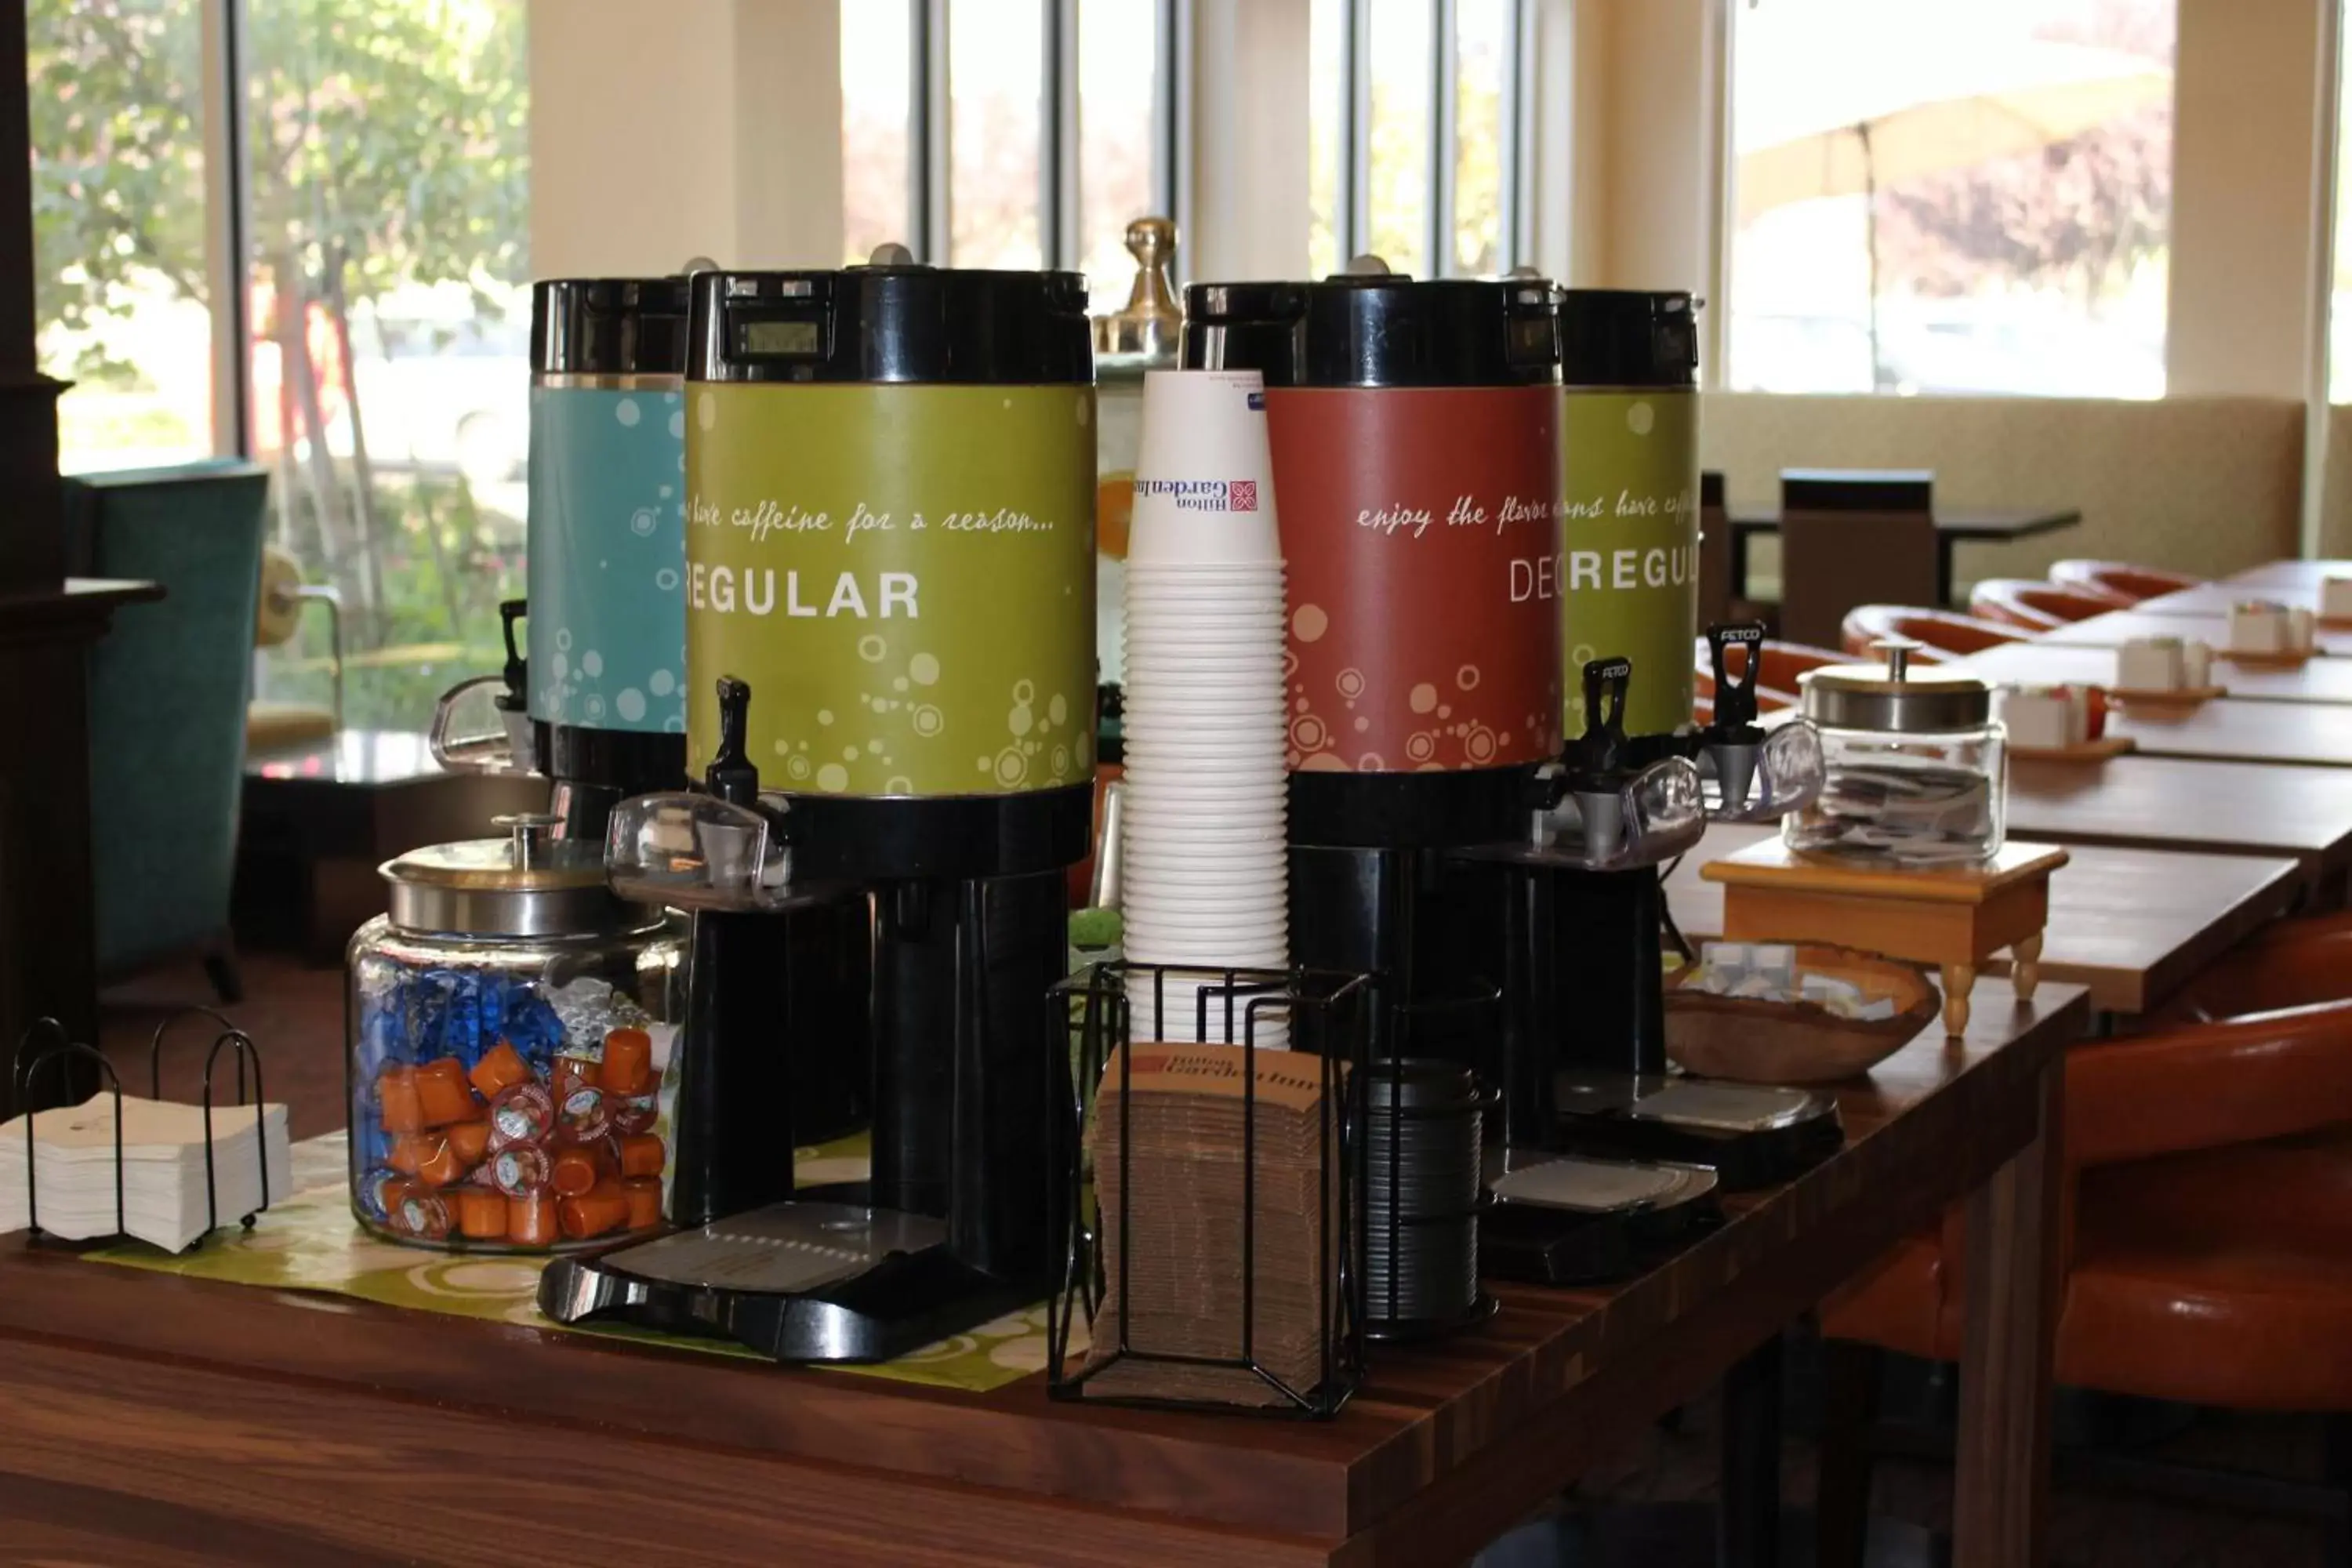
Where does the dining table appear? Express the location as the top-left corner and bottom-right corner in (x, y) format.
(2034, 608), (2352, 658)
(1665, 825), (2300, 1017)
(2001, 753), (2352, 902)
(2225, 558), (2352, 590)
(2101, 697), (2352, 768)
(1946, 641), (2352, 705)
(2129, 579), (2347, 617)
(1729, 505), (2079, 607)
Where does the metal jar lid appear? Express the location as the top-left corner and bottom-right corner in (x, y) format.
(380, 814), (655, 938)
(1799, 637), (1993, 732)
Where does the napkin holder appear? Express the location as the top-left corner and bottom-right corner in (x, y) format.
(1046, 961), (1376, 1417)
(9, 1007), (277, 1247)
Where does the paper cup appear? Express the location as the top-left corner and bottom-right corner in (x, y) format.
(1127, 370), (1281, 567)
(1123, 891), (1287, 916)
(1121, 826), (1289, 853)
(1120, 782), (1288, 807)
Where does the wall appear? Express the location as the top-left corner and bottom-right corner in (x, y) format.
(2165, 0), (2328, 398)
(529, 0), (842, 278)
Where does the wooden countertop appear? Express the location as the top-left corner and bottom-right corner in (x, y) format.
(1948, 641), (2352, 705)
(1667, 826), (2300, 1015)
(0, 991), (2088, 1565)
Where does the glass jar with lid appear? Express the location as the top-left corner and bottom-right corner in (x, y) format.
(347, 813), (684, 1251)
(1784, 638), (2006, 866)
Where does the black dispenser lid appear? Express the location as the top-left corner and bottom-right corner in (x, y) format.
(688, 248), (1092, 385)
(532, 276), (692, 375)
(1558, 289), (1699, 389)
(1181, 259), (1561, 388)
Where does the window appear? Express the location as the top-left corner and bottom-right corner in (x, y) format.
(1726, 0), (2175, 397)
(1312, 0), (1530, 281)
(242, 0), (530, 730)
(1075, 0), (1162, 311)
(842, 0), (916, 264)
(29, 0), (532, 731)
(846, 0), (1175, 296)
(30, 0), (214, 472)
(949, 0), (1047, 267)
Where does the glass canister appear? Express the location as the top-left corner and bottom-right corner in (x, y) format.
(347, 814), (684, 1250)
(1784, 639), (2006, 866)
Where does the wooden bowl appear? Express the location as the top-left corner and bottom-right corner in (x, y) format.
(1664, 945), (1939, 1085)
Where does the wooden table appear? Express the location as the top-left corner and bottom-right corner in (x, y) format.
(2103, 697), (2352, 768)
(2036, 608), (2352, 658)
(2131, 579), (2348, 617)
(1730, 506), (2080, 606)
(1668, 826), (2299, 1016)
(1947, 641), (2352, 704)
(2002, 754), (2352, 901)
(2225, 559), (2352, 590)
(0, 993), (2086, 1566)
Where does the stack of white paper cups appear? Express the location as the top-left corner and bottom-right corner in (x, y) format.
(1120, 369), (1292, 1047)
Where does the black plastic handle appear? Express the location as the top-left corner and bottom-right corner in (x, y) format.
(706, 675), (760, 804)
(1707, 621), (1766, 730)
(1582, 656), (1631, 746)
(497, 598), (528, 708)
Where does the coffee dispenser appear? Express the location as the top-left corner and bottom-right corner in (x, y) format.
(1557, 290), (1701, 741)
(430, 275), (694, 843)
(1474, 292), (1838, 1192)
(540, 255), (1096, 1362)
(1181, 262), (1563, 1057)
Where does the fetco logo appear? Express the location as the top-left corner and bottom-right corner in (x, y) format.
(1136, 478), (1258, 513)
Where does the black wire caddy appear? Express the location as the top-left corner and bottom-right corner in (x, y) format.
(1045, 960), (1377, 1418)
(9, 1006), (277, 1247)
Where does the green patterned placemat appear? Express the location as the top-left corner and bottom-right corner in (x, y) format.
(82, 1132), (1062, 1395)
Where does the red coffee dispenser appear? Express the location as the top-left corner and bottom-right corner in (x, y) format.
(1181, 263), (1563, 1061)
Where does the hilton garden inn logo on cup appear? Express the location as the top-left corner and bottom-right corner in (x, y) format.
(1134, 477), (1259, 513)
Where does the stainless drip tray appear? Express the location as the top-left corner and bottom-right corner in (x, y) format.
(1626, 1081), (1827, 1133)
(594, 1201), (947, 1293)
(1490, 1156), (1718, 1214)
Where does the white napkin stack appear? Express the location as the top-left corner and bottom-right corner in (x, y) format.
(0, 1094), (292, 1253)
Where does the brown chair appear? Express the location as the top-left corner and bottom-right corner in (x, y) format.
(1697, 470), (1734, 631)
(1838, 605), (2019, 659)
(2150, 912), (2352, 1024)
(1778, 470), (1940, 651)
(2049, 559), (2201, 606)
(1817, 998), (2352, 1566)
(1967, 578), (2121, 633)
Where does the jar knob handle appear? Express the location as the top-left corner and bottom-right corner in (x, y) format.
(493, 811), (560, 869)
(1869, 635), (1925, 682)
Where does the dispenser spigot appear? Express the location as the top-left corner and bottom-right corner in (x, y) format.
(1704, 621), (1768, 739)
(496, 598), (528, 713)
(706, 675), (761, 807)
(1565, 655), (1633, 788)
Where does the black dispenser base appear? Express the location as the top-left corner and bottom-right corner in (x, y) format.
(1552, 1071), (1846, 1191)
(535, 1186), (1042, 1364)
(1476, 1146), (1725, 1286)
